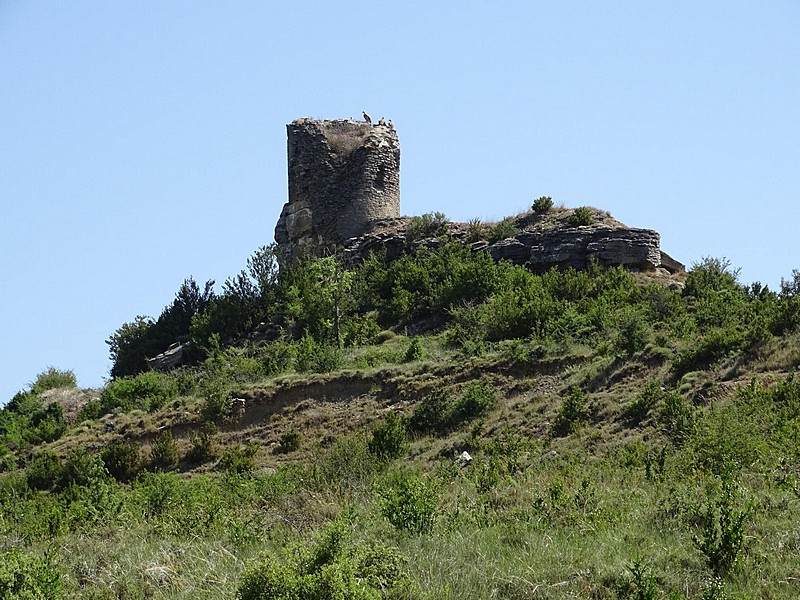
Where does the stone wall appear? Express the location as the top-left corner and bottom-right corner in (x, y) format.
(274, 118), (400, 261)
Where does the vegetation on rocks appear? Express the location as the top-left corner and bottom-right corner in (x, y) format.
(3, 228), (800, 598)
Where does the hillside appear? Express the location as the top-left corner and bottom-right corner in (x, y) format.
(2, 211), (800, 599)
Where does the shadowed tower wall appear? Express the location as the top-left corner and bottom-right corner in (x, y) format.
(274, 118), (401, 261)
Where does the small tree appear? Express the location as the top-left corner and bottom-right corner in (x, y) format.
(368, 412), (408, 461)
(532, 196), (554, 213)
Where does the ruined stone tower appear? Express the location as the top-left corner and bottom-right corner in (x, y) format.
(274, 118), (401, 261)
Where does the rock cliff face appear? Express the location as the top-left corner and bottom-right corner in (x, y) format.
(341, 208), (684, 274)
(274, 118), (400, 262)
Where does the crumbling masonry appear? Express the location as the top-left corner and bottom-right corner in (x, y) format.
(274, 118), (400, 261)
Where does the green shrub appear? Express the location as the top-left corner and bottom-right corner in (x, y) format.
(403, 338), (423, 362)
(25, 450), (64, 491)
(59, 448), (110, 490)
(76, 399), (102, 423)
(238, 518), (413, 600)
(673, 327), (745, 375)
(100, 371), (178, 415)
(199, 379), (231, 424)
(684, 257), (741, 300)
(0, 548), (63, 599)
(377, 470), (437, 534)
(614, 308), (651, 356)
(532, 195), (554, 213)
(465, 217), (487, 242)
(30, 367), (77, 394)
(657, 391), (696, 444)
(312, 435), (380, 494)
(294, 336), (342, 373)
(453, 380), (496, 423)
(342, 313), (381, 347)
(149, 431), (179, 472)
(553, 386), (590, 436)
(407, 211), (448, 239)
(238, 560), (302, 600)
(28, 402), (67, 443)
(100, 442), (143, 483)
(568, 206), (594, 226)
(694, 475), (751, 577)
(218, 441), (258, 474)
(408, 382), (495, 436)
(375, 330), (396, 344)
(486, 217), (520, 243)
(186, 422), (217, 464)
(368, 412), (408, 461)
(615, 559), (659, 600)
(408, 389), (454, 435)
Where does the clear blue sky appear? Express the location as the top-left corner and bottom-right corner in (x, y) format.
(2, 1), (798, 402)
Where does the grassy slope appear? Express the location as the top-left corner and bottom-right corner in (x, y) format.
(4, 324), (800, 599)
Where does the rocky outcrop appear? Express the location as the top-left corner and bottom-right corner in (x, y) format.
(341, 208), (684, 274)
(489, 225), (662, 272)
(275, 118), (400, 262)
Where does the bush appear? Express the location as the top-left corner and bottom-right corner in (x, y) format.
(532, 195), (554, 213)
(657, 391), (696, 444)
(341, 313), (381, 347)
(568, 206), (594, 226)
(408, 382), (495, 436)
(100, 442), (143, 483)
(100, 371), (178, 415)
(453, 380), (496, 423)
(277, 430), (301, 454)
(694, 475), (751, 577)
(186, 422), (217, 464)
(199, 379), (231, 424)
(58, 448), (110, 491)
(25, 451), (64, 491)
(256, 339), (296, 376)
(624, 381), (662, 425)
(408, 389), (454, 435)
(613, 308), (651, 356)
(218, 442), (258, 474)
(553, 386), (590, 436)
(368, 412), (408, 461)
(30, 367), (77, 394)
(465, 217), (487, 242)
(0, 548), (63, 599)
(684, 257), (741, 300)
(378, 470), (437, 534)
(238, 518), (413, 600)
(673, 327), (745, 375)
(486, 217), (520, 244)
(294, 336), (342, 374)
(407, 212), (448, 239)
(149, 431), (179, 472)
(404, 338), (423, 362)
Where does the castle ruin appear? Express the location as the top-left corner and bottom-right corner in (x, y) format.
(274, 118), (400, 261)
(274, 117), (683, 275)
